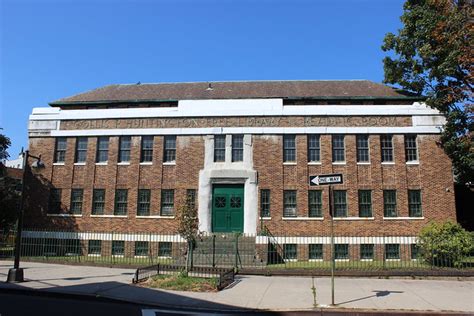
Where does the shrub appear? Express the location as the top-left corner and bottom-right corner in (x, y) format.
(418, 221), (473, 268)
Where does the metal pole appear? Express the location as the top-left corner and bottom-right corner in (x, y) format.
(7, 150), (28, 282)
(329, 185), (335, 306)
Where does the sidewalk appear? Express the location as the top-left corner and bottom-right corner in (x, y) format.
(1, 261), (473, 313)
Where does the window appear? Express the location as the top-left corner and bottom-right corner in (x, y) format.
(283, 244), (297, 260)
(307, 134), (320, 162)
(309, 244), (323, 260)
(283, 190), (297, 217)
(385, 244), (400, 260)
(231, 135), (244, 162)
(333, 190), (347, 217)
(70, 189), (83, 215)
(186, 189), (196, 209)
(380, 135), (393, 162)
(283, 135), (296, 162)
(411, 244), (420, 260)
(158, 242), (172, 257)
(134, 241), (149, 257)
(54, 138), (67, 163)
(140, 136), (154, 162)
(88, 240), (101, 255)
(137, 189), (151, 216)
(75, 137), (88, 163)
(383, 190), (397, 217)
(92, 189), (105, 215)
(49, 188), (62, 214)
(112, 241), (125, 256)
(335, 244), (349, 260)
(356, 135), (369, 162)
(408, 190), (422, 217)
(160, 189), (174, 216)
(308, 190), (322, 217)
(96, 137), (109, 163)
(214, 135), (226, 162)
(260, 189), (270, 217)
(358, 190), (372, 217)
(405, 135), (418, 162)
(118, 136), (131, 163)
(114, 189), (128, 215)
(163, 135), (176, 163)
(360, 244), (374, 260)
(332, 135), (345, 162)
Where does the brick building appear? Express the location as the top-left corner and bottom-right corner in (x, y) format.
(24, 80), (456, 262)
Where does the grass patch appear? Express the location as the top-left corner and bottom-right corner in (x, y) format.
(144, 273), (219, 292)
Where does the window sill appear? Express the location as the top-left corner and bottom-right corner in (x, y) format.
(136, 215), (175, 219)
(307, 162), (322, 165)
(74, 162), (86, 166)
(90, 214), (128, 218)
(162, 162), (176, 165)
(259, 217), (271, 220)
(333, 217), (374, 221)
(332, 162), (346, 165)
(87, 254), (101, 257)
(309, 259), (324, 262)
(406, 161), (420, 165)
(282, 217), (324, 221)
(117, 162), (130, 165)
(95, 162), (108, 166)
(383, 217), (424, 220)
(360, 259), (374, 261)
(134, 255), (148, 258)
(53, 162), (65, 166)
(356, 162), (371, 165)
(284, 259), (298, 262)
(335, 259), (350, 262)
(283, 162), (297, 165)
(381, 162), (395, 165)
(112, 255), (125, 258)
(386, 259), (401, 261)
(47, 214), (82, 217)
(139, 162), (153, 165)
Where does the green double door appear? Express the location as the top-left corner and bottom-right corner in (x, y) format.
(212, 184), (244, 233)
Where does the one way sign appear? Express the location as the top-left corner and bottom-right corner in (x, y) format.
(309, 173), (343, 186)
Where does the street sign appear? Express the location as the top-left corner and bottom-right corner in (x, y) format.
(309, 173), (343, 186)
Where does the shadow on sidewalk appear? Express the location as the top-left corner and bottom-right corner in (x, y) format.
(337, 290), (404, 305)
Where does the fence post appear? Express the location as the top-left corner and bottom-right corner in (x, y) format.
(212, 234), (216, 268)
(234, 233), (239, 270)
(382, 234), (386, 270)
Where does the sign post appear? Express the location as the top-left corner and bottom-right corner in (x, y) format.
(309, 173), (343, 306)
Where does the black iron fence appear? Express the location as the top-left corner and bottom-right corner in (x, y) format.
(1, 229), (473, 272)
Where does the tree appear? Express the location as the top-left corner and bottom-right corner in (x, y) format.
(382, 0), (473, 184)
(0, 133), (11, 161)
(177, 196), (199, 272)
(0, 133), (20, 231)
(418, 221), (473, 267)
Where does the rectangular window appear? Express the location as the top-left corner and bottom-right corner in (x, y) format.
(137, 189), (151, 216)
(333, 190), (347, 217)
(88, 240), (101, 256)
(49, 188), (62, 214)
(112, 241), (125, 256)
(186, 189), (196, 209)
(92, 189), (105, 215)
(160, 189), (174, 216)
(308, 190), (322, 217)
(309, 244), (323, 260)
(332, 135), (345, 162)
(385, 244), (400, 260)
(158, 242), (172, 257)
(75, 137), (88, 163)
(356, 135), (369, 162)
(231, 135), (244, 162)
(70, 189), (83, 215)
(283, 244), (297, 260)
(405, 135), (418, 162)
(283, 135), (296, 162)
(134, 241), (149, 257)
(335, 244), (349, 260)
(283, 190), (297, 217)
(114, 189), (128, 215)
(214, 135), (226, 162)
(260, 189), (270, 217)
(54, 138), (67, 163)
(163, 135), (176, 163)
(408, 190), (422, 217)
(383, 190), (397, 217)
(380, 135), (394, 162)
(358, 190), (372, 217)
(118, 136), (131, 163)
(140, 136), (154, 162)
(360, 244), (374, 260)
(307, 134), (320, 162)
(411, 244), (420, 260)
(96, 137), (109, 163)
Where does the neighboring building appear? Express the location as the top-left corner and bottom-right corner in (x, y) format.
(24, 80), (456, 261)
(4, 154), (24, 169)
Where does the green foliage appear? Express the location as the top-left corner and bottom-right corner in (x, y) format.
(418, 221), (473, 267)
(0, 133), (19, 231)
(177, 196), (199, 271)
(382, 0), (473, 184)
(0, 133), (11, 161)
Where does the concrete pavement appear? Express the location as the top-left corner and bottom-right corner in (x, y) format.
(0, 261), (473, 313)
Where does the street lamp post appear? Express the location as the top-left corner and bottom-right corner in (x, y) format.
(6, 149), (43, 283)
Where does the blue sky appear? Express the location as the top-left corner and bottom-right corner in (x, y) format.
(0, 0), (404, 157)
